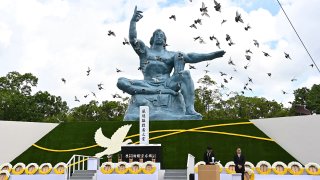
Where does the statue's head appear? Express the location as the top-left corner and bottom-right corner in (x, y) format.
(150, 29), (166, 47)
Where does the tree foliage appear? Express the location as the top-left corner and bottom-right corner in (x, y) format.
(0, 72), (68, 122)
(68, 100), (127, 121)
(291, 84), (320, 114)
(194, 75), (290, 120)
(1, 72), (318, 122)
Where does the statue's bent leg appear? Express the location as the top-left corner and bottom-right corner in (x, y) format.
(117, 77), (149, 95)
(169, 70), (201, 116)
(117, 77), (174, 95)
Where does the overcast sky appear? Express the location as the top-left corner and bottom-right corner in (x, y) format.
(0, 0), (319, 108)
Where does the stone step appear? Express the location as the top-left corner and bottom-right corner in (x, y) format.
(164, 176), (187, 179)
(165, 172), (187, 175)
(70, 170), (95, 180)
(73, 170), (96, 173)
(72, 173), (95, 176)
(164, 169), (187, 180)
(70, 177), (93, 180)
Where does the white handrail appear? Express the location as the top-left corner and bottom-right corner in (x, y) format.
(65, 154), (96, 180)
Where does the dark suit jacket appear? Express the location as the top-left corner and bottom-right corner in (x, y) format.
(234, 154), (245, 173)
(203, 151), (215, 165)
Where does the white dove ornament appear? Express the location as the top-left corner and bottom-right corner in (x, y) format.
(94, 124), (133, 158)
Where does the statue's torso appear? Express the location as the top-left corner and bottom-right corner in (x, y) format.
(140, 48), (175, 83)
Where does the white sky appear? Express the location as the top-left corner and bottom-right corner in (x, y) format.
(0, 0), (319, 108)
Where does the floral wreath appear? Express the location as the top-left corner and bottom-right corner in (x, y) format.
(256, 161), (271, 175)
(305, 162), (320, 175)
(39, 163), (52, 175)
(142, 161), (156, 174)
(245, 161), (255, 171)
(216, 162), (224, 173)
(0, 170), (10, 180)
(53, 162), (67, 174)
(100, 162), (114, 174)
(11, 163), (26, 175)
(194, 161), (206, 173)
(288, 161), (304, 175)
(128, 162), (142, 174)
(0, 163), (12, 173)
(25, 163), (39, 175)
(245, 167), (255, 180)
(225, 161), (236, 174)
(272, 161), (288, 175)
(115, 162), (128, 174)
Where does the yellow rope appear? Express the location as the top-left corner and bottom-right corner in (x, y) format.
(32, 121), (268, 152)
(32, 144), (98, 152)
(67, 158), (89, 168)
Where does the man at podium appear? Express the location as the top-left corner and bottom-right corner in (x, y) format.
(234, 147), (245, 180)
(203, 146), (216, 165)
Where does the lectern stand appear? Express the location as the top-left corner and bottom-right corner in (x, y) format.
(198, 165), (220, 180)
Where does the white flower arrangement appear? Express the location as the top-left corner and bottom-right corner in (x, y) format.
(100, 162), (115, 174)
(272, 161), (288, 175)
(12, 163), (26, 175)
(245, 167), (255, 180)
(128, 161), (142, 174)
(53, 162), (67, 174)
(305, 162), (320, 175)
(142, 161), (156, 174)
(0, 163), (12, 173)
(0, 170), (10, 180)
(194, 161), (206, 173)
(256, 161), (271, 175)
(245, 161), (255, 171)
(216, 162), (224, 173)
(25, 163), (39, 175)
(115, 162), (128, 174)
(225, 161), (236, 174)
(288, 161), (304, 175)
(39, 163), (52, 175)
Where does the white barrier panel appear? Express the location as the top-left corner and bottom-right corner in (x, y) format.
(97, 163), (160, 180)
(254, 175), (320, 180)
(251, 115), (320, 164)
(195, 173), (241, 180)
(0, 121), (58, 163)
(195, 174), (320, 180)
(187, 154), (195, 180)
(10, 174), (65, 180)
(97, 172), (158, 180)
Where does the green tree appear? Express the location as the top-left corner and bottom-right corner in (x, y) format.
(306, 84), (320, 114)
(219, 95), (289, 119)
(290, 84), (320, 114)
(69, 100), (127, 121)
(0, 71), (68, 122)
(194, 75), (222, 119)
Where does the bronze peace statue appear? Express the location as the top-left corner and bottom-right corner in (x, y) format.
(117, 6), (226, 120)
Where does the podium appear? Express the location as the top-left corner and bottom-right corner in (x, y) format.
(198, 165), (220, 180)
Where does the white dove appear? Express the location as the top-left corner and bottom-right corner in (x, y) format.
(94, 124), (133, 158)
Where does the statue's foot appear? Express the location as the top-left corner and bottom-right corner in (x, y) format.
(186, 106), (202, 116)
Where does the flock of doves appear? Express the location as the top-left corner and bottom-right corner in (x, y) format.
(63, 1), (315, 104)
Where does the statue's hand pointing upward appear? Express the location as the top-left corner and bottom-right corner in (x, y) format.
(132, 6), (143, 22)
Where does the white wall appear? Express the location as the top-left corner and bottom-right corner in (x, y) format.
(0, 120), (58, 163)
(251, 115), (320, 164)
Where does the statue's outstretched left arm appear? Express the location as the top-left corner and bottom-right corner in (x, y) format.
(184, 50), (226, 63)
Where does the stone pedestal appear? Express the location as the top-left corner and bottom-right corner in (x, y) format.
(124, 93), (202, 121)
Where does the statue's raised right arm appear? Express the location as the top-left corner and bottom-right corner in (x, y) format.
(129, 6), (146, 55)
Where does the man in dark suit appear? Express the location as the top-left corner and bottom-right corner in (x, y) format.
(203, 146), (215, 165)
(234, 147), (245, 180)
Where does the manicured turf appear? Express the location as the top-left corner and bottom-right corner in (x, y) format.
(12, 119), (296, 169)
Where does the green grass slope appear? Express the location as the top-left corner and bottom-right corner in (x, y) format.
(12, 120), (296, 169)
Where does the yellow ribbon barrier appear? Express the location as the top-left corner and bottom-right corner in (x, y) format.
(32, 121), (272, 152)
